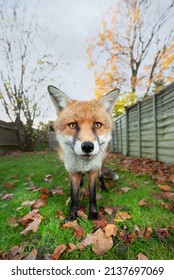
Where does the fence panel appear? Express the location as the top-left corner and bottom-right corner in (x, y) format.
(110, 82), (174, 164)
(0, 120), (19, 148)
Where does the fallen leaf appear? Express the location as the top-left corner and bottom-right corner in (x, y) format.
(67, 243), (77, 253)
(131, 182), (139, 189)
(23, 249), (38, 260)
(20, 209), (43, 235)
(159, 185), (170, 192)
(45, 254), (54, 260)
(77, 210), (87, 220)
(74, 225), (84, 240)
(161, 201), (174, 211)
(138, 253), (148, 260)
(32, 199), (46, 209)
(93, 219), (108, 230)
(43, 174), (52, 182)
(5, 182), (15, 188)
(92, 228), (113, 256)
(115, 211), (131, 221)
(120, 187), (130, 193)
(78, 233), (97, 247)
(138, 199), (153, 208)
(8, 216), (19, 228)
(21, 200), (36, 207)
(53, 244), (67, 260)
(156, 228), (169, 238)
(51, 187), (65, 196)
(65, 196), (71, 206)
(62, 220), (78, 229)
(104, 207), (113, 215)
(96, 193), (103, 200)
(104, 224), (118, 237)
(1, 193), (13, 200)
(144, 227), (153, 239)
(56, 209), (65, 220)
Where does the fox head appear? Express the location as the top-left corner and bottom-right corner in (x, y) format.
(48, 85), (119, 163)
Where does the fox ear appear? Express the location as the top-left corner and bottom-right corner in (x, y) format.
(48, 85), (72, 112)
(99, 88), (120, 114)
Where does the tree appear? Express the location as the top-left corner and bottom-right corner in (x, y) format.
(87, 0), (174, 115)
(0, 1), (58, 150)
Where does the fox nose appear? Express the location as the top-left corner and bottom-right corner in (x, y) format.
(81, 141), (94, 153)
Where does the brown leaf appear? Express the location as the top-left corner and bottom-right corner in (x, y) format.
(67, 243), (77, 253)
(104, 207), (113, 215)
(23, 249), (38, 260)
(144, 227), (153, 239)
(53, 244), (67, 260)
(156, 228), (169, 238)
(21, 200), (36, 207)
(138, 253), (148, 260)
(51, 186), (65, 196)
(74, 225), (84, 240)
(65, 196), (71, 206)
(5, 182), (15, 188)
(138, 199), (153, 208)
(8, 216), (19, 228)
(32, 199), (46, 209)
(115, 211), (131, 221)
(77, 209), (87, 220)
(104, 224), (118, 237)
(93, 219), (108, 230)
(62, 220), (78, 229)
(120, 187), (130, 193)
(45, 254), (54, 260)
(92, 228), (113, 256)
(56, 209), (65, 220)
(43, 174), (52, 182)
(161, 201), (174, 211)
(78, 233), (97, 247)
(131, 182), (139, 189)
(2, 193), (13, 200)
(159, 185), (170, 191)
(20, 209), (43, 235)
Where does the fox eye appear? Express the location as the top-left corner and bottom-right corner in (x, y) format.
(94, 122), (102, 129)
(68, 122), (77, 129)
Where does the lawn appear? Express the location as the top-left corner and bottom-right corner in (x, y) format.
(0, 151), (174, 260)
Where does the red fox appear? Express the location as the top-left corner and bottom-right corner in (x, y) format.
(48, 85), (119, 220)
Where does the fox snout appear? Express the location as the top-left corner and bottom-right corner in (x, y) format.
(74, 139), (99, 157)
(81, 141), (94, 153)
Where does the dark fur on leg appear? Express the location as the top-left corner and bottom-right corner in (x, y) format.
(88, 170), (99, 220)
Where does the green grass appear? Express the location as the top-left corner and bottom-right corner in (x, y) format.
(0, 151), (174, 260)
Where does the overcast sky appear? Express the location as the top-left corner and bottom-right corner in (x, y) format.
(0, 0), (173, 123)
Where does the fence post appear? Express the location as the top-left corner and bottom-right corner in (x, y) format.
(120, 117), (123, 153)
(153, 94), (157, 160)
(125, 106), (129, 156)
(137, 102), (141, 157)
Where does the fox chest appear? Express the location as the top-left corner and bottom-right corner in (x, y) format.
(62, 151), (103, 173)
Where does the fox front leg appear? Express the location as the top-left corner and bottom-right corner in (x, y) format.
(88, 170), (99, 220)
(68, 173), (81, 220)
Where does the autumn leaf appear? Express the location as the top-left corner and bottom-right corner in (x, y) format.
(138, 199), (153, 208)
(21, 200), (36, 207)
(32, 199), (46, 209)
(156, 228), (169, 238)
(23, 249), (38, 260)
(67, 243), (77, 253)
(8, 216), (19, 228)
(74, 225), (84, 240)
(92, 228), (113, 256)
(4, 182), (15, 188)
(77, 209), (87, 220)
(78, 233), (97, 248)
(115, 211), (131, 222)
(53, 244), (67, 260)
(104, 207), (113, 215)
(93, 219), (108, 230)
(1, 193), (13, 200)
(161, 201), (174, 211)
(159, 185), (170, 191)
(56, 209), (65, 220)
(120, 187), (130, 193)
(144, 227), (153, 239)
(137, 253), (148, 260)
(104, 224), (118, 237)
(62, 220), (78, 229)
(20, 209), (43, 235)
(43, 174), (52, 182)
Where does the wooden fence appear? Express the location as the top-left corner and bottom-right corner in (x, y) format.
(0, 120), (19, 149)
(109, 82), (174, 164)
